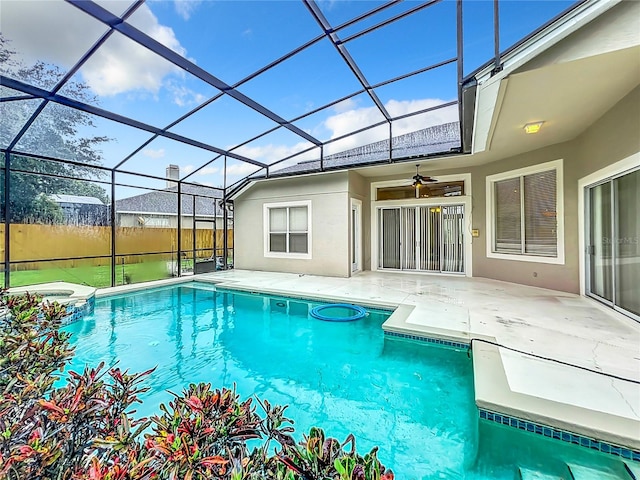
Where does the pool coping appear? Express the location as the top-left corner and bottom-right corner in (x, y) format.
(379, 293), (640, 458)
(473, 341), (640, 461)
(8, 281), (96, 305)
(44, 275), (640, 459)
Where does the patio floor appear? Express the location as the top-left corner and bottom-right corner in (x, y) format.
(195, 269), (640, 452)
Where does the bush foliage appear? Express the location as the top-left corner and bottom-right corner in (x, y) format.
(0, 291), (394, 480)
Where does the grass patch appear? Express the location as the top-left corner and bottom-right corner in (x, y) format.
(7, 260), (187, 289)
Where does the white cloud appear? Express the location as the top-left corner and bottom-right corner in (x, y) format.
(196, 166), (220, 175)
(317, 0), (338, 12)
(225, 163), (262, 177)
(233, 98), (457, 163)
(321, 98), (458, 155)
(143, 148), (165, 158)
(167, 81), (207, 107)
(324, 104), (384, 139)
(242, 29), (253, 37)
(332, 98), (359, 113)
(174, 0), (203, 20)
(386, 99), (458, 136)
(85, 5), (187, 96)
(1, 2), (189, 97)
(1, 1), (98, 67)
(178, 164), (219, 176)
(233, 141), (315, 164)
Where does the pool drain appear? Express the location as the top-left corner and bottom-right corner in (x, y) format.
(310, 304), (366, 322)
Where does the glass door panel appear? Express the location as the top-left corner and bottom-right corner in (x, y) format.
(379, 204), (464, 274)
(402, 207), (417, 270)
(379, 208), (400, 269)
(588, 182), (613, 302)
(614, 170), (640, 317)
(442, 205), (464, 273)
(419, 206), (441, 271)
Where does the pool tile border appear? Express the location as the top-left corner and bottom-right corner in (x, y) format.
(479, 409), (640, 462)
(383, 330), (469, 350)
(383, 330), (639, 463)
(63, 296), (95, 325)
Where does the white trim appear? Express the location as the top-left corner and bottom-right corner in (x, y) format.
(228, 180), (256, 200)
(263, 200), (312, 260)
(577, 152), (640, 296)
(485, 159), (565, 265)
(370, 174), (473, 276)
(350, 198), (363, 274)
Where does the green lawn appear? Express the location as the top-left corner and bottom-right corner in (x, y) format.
(8, 260), (191, 289)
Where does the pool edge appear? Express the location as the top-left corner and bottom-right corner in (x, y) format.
(89, 277), (640, 461)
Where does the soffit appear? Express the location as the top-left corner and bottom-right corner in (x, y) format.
(487, 45), (640, 158)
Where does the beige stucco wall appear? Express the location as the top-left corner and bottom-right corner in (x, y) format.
(234, 172), (351, 277)
(348, 171), (371, 271)
(233, 86), (638, 291)
(469, 85), (640, 293)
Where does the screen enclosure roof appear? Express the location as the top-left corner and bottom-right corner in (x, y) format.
(0, 0), (580, 192)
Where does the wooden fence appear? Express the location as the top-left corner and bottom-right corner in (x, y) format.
(0, 224), (233, 270)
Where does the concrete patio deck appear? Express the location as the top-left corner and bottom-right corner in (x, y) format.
(192, 269), (640, 453)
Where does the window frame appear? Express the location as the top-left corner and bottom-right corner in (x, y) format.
(486, 159), (564, 265)
(263, 200), (312, 259)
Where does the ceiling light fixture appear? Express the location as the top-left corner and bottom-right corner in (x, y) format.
(523, 121), (544, 134)
(412, 164), (437, 188)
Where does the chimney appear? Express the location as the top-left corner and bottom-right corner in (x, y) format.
(166, 164), (179, 188)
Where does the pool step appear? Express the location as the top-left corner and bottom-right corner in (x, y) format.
(625, 462), (640, 480)
(567, 463), (632, 480)
(519, 466), (567, 479)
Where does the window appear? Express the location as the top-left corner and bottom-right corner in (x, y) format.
(264, 201), (311, 258)
(376, 181), (465, 200)
(486, 160), (564, 264)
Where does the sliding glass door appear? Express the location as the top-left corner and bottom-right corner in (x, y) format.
(378, 205), (464, 273)
(586, 168), (639, 319)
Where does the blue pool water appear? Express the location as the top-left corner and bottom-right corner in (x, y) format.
(62, 283), (627, 479)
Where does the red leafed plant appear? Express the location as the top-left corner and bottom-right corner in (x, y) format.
(0, 290), (393, 480)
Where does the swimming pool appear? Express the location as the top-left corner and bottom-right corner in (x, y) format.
(62, 282), (629, 479)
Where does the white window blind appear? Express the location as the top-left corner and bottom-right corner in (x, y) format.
(494, 178), (522, 253)
(524, 170), (557, 256)
(269, 208), (287, 252)
(267, 205), (309, 254)
(493, 169), (557, 257)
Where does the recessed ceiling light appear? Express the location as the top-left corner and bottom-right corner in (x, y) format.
(524, 121), (544, 134)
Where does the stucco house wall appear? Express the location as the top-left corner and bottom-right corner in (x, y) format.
(234, 172), (351, 277)
(233, 85), (637, 291)
(469, 85), (639, 293)
(348, 171), (371, 272)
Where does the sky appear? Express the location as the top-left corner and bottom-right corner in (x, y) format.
(0, 0), (576, 196)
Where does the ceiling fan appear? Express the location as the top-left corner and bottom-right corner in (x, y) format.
(412, 164), (437, 188)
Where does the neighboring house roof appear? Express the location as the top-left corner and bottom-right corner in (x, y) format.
(49, 194), (105, 205)
(260, 121), (460, 177)
(115, 184), (225, 217)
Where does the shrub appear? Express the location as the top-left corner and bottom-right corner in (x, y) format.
(0, 290), (394, 480)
